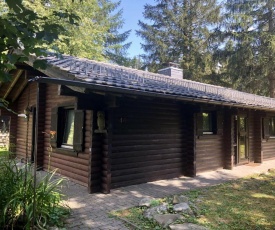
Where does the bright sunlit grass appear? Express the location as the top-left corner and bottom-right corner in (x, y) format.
(112, 170), (275, 230)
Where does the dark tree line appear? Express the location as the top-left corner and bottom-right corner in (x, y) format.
(137, 0), (275, 97)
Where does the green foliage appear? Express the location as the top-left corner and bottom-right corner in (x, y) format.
(213, 0), (275, 96)
(0, 0), (130, 82)
(0, 156), (69, 229)
(137, 0), (220, 80)
(0, 0), (79, 82)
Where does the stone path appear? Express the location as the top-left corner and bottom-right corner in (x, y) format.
(63, 160), (275, 230)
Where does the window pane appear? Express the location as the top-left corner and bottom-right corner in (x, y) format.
(203, 113), (212, 132)
(270, 117), (275, 136)
(63, 110), (74, 145)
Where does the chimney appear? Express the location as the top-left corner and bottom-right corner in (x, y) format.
(158, 62), (183, 79)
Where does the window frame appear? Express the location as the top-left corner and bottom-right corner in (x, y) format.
(202, 112), (217, 135)
(50, 105), (84, 155)
(269, 117), (275, 137)
(60, 107), (75, 149)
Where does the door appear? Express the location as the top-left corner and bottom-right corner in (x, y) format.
(236, 115), (249, 164)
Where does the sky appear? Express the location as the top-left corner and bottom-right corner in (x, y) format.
(119, 0), (155, 58)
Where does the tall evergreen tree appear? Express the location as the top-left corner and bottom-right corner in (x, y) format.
(99, 0), (131, 65)
(214, 0), (275, 96)
(25, 0), (131, 63)
(137, 0), (220, 81)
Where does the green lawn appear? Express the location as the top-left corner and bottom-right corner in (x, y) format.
(0, 147), (11, 158)
(112, 170), (275, 230)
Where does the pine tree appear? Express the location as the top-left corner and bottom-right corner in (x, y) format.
(137, 0), (220, 81)
(99, 0), (131, 65)
(214, 0), (275, 96)
(25, 0), (131, 63)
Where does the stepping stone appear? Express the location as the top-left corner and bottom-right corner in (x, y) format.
(143, 204), (168, 219)
(139, 198), (154, 207)
(173, 195), (189, 204)
(173, 203), (192, 214)
(169, 223), (208, 230)
(153, 214), (182, 227)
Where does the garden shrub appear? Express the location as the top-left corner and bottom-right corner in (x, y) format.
(0, 155), (69, 229)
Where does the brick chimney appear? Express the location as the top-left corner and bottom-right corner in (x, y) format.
(158, 62), (183, 79)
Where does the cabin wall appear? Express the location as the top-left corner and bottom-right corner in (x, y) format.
(181, 108), (196, 176)
(195, 109), (224, 173)
(43, 84), (92, 186)
(16, 83), (37, 161)
(262, 139), (275, 159)
(109, 98), (186, 189)
(248, 111), (255, 162)
(248, 111), (262, 163)
(223, 110), (234, 169)
(261, 111), (275, 160)
(196, 135), (224, 173)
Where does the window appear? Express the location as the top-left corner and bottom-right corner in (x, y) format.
(50, 106), (84, 153)
(270, 117), (275, 136)
(263, 117), (275, 139)
(202, 112), (217, 134)
(61, 109), (75, 149)
(197, 111), (220, 136)
(202, 113), (213, 134)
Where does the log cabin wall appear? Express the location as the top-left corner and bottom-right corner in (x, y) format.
(43, 84), (92, 186)
(181, 106), (196, 177)
(248, 110), (262, 163)
(262, 111), (275, 160)
(16, 83), (37, 161)
(195, 110), (224, 173)
(110, 98), (186, 189)
(253, 111), (263, 163)
(262, 139), (275, 159)
(248, 111), (254, 162)
(223, 109), (234, 169)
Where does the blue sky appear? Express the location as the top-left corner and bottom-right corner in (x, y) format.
(119, 0), (155, 58)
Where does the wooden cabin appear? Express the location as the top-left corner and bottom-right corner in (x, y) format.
(1, 54), (275, 193)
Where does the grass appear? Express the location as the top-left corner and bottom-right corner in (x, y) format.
(112, 170), (275, 230)
(0, 147), (11, 157)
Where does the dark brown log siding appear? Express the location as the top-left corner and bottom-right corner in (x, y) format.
(248, 111), (262, 163)
(262, 112), (275, 160)
(248, 112), (254, 162)
(110, 98), (186, 189)
(16, 83), (37, 160)
(196, 111), (224, 173)
(43, 84), (91, 186)
(262, 138), (275, 159)
(223, 110), (234, 169)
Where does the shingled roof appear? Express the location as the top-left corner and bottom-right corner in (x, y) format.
(31, 53), (275, 111)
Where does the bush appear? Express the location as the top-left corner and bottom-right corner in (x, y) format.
(0, 156), (69, 229)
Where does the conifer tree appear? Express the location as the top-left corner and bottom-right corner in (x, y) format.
(137, 0), (220, 81)
(214, 0), (275, 96)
